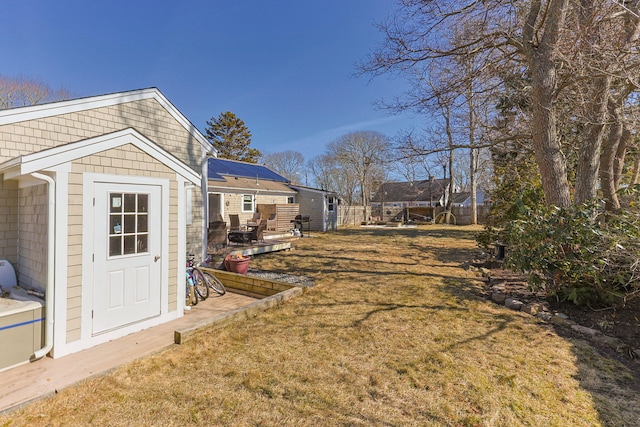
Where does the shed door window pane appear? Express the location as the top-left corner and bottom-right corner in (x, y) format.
(328, 196), (335, 212)
(109, 192), (150, 257)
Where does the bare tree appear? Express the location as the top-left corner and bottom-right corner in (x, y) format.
(392, 131), (441, 182)
(308, 154), (359, 205)
(0, 74), (71, 109)
(359, 0), (640, 210)
(327, 131), (389, 219)
(262, 150), (305, 184)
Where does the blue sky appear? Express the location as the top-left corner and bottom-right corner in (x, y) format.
(2, 0), (423, 161)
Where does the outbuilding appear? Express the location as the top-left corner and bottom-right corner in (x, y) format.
(0, 88), (212, 368)
(288, 185), (339, 232)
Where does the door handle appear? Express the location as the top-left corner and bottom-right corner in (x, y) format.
(154, 255), (160, 262)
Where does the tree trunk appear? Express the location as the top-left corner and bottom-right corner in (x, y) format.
(466, 76), (478, 225)
(470, 149), (478, 224)
(575, 76), (611, 204)
(524, 0), (572, 208)
(614, 128), (629, 190)
(442, 100), (455, 224)
(600, 97), (624, 211)
(593, 1), (640, 209)
(631, 143), (640, 185)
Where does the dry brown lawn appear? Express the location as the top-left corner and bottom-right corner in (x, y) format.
(2, 225), (639, 426)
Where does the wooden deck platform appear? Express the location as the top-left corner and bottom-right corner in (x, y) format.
(0, 233), (305, 414)
(0, 292), (257, 413)
(209, 232), (297, 259)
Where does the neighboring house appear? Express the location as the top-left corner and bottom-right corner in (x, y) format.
(288, 185), (339, 232)
(452, 190), (486, 207)
(370, 178), (457, 221)
(0, 88), (212, 367)
(206, 158), (298, 231)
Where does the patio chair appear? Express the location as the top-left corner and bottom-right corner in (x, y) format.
(228, 220), (267, 245)
(251, 220), (267, 243)
(229, 214), (241, 231)
(266, 213), (277, 231)
(247, 211), (262, 226)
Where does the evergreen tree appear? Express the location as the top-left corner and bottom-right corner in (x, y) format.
(204, 111), (261, 163)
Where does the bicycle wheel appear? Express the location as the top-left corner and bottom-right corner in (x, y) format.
(200, 269), (226, 295)
(192, 269), (210, 301)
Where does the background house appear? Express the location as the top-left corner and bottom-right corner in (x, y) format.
(206, 158), (298, 232)
(0, 88), (211, 367)
(370, 178), (456, 222)
(288, 185), (339, 232)
(452, 190), (486, 207)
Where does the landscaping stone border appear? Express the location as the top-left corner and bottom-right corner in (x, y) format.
(463, 262), (640, 361)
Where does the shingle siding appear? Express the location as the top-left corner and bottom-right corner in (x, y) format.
(0, 179), (19, 262)
(65, 144), (183, 343)
(17, 184), (48, 293)
(0, 98), (203, 172)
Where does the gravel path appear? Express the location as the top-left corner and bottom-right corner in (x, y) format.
(246, 268), (315, 288)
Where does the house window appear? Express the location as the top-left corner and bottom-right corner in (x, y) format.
(242, 194), (254, 212)
(287, 196), (296, 204)
(328, 196), (335, 212)
(108, 192), (149, 257)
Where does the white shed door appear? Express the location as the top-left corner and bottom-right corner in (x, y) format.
(92, 183), (162, 335)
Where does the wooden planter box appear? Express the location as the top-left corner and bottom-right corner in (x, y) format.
(203, 268), (297, 298)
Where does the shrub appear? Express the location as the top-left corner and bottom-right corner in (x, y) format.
(485, 198), (640, 307)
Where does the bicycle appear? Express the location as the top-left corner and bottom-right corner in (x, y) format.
(202, 256), (227, 296)
(187, 255), (209, 302)
(188, 255), (226, 302)
(185, 270), (198, 307)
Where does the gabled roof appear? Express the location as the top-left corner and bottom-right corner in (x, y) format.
(0, 87), (214, 155)
(452, 191), (486, 205)
(371, 179), (449, 203)
(288, 184), (338, 196)
(207, 158), (289, 183)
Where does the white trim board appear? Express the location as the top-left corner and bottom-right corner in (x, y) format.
(1, 128), (201, 185)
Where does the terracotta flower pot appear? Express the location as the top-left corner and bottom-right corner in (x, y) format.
(224, 254), (250, 274)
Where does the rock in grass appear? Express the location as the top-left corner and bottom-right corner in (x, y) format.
(492, 292), (508, 303)
(550, 314), (575, 327)
(505, 298), (524, 311)
(522, 303), (543, 315)
(571, 324), (600, 337)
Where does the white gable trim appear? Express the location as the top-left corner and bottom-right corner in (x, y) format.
(0, 128), (200, 184)
(0, 88), (214, 154)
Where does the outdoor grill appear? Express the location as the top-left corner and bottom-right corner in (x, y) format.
(292, 214), (311, 236)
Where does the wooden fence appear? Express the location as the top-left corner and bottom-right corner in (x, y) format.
(257, 203), (300, 232)
(337, 205), (371, 226)
(452, 205), (490, 225)
(338, 204), (490, 226)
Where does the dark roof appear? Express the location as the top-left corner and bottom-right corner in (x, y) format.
(371, 179), (449, 202)
(288, 184), (338, 196)
(452, 191), (486, 205)
(207, 158), (290, 183)
(452, 192), (471, 204)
